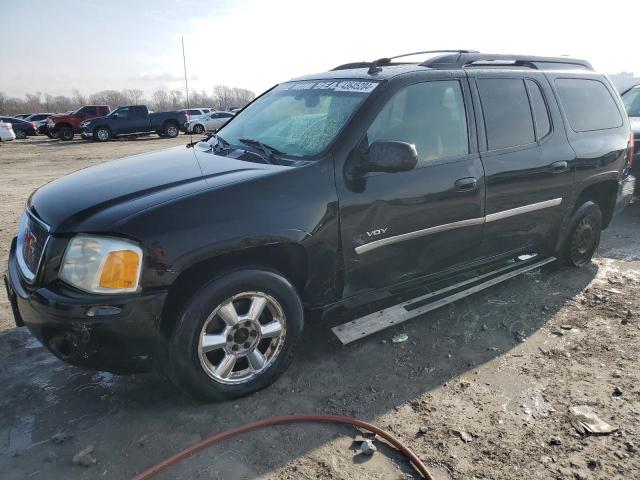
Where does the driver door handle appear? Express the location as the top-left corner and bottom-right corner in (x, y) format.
(455, 177), (478, 193)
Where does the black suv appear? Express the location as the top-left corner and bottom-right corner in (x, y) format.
(5, 51), (635, 401)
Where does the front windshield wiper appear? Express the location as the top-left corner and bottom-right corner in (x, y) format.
(238, 138), (282, 165)
(188, 133), (229, 150)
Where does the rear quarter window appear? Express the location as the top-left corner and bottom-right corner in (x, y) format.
(555, 78), (623, 132)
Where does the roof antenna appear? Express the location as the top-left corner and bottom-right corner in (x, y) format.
(182, 35), (193, 145)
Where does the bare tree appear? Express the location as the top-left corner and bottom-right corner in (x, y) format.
(151, 89), (171, 111)
(0, 85), (255, 116)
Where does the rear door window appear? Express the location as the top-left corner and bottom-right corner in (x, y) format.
(525, 80), (551, 139)
(367, 80), (469, 166)
(555, 78), (622, 132)
(188, 109), (201, 116)
(477, 78), (535, 150)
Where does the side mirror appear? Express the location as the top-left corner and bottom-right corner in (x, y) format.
(365, 140), (418, 173)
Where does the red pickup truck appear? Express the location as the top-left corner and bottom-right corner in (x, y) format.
(47, 105), (111, 140)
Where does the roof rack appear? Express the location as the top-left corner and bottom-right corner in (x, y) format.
(332, 50), (479, 73)
(331, 51), (593, 73)
(421, 53), (593, 71)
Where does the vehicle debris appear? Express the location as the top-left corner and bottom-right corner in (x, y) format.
(549, 435), (563, 446)
(613, 386), (624, 397)
(71, 445), (96, 467)
(50, 431), (72, 445)
(358, 439), (377, 456)
(568, 406), (617, 435)
(451, 430), (474, 443)
(392, 333), (409, 344)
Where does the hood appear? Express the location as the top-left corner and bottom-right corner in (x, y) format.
(630, 117), (640, 135)
(29, 144), (278, 232)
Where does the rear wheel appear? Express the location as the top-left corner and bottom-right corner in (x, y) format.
(58, 125), (74, 141)
(94, 126), (111, 142)
(168, 268), (304, 401)
(558, 201), (602, 267)
(15, 130), (27, 139)
(163, 122), (179, 138)
(193, 124), (205, 134)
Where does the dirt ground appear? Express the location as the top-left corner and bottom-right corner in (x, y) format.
(1, 136), (639, 480)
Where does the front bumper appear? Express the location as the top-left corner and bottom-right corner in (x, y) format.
(80, 129), (93, 139)
(5, 238), (167, 374)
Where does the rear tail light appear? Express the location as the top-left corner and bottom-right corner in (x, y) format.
(31, 122), (37, 129)
(629, 131), (635, 168)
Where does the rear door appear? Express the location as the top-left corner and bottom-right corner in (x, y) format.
(470, 71), (575, 258)
(336, 74), (486, 298)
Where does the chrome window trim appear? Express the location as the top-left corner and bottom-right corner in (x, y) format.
(355, 198), (562, 255)
(16, 210), (50, 283)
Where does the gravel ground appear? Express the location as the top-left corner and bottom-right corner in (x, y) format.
(0, 136), (639, 480)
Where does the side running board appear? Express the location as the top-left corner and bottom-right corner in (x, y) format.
(331, 255), (556, 345)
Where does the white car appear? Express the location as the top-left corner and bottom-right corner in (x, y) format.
(0, 122), (16, 142)
(186, 111), (235, 134)
(179, 107), (212, 123)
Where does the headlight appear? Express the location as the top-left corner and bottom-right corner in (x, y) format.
(80, 121), (89, 128)
(59, 235), (143, 294)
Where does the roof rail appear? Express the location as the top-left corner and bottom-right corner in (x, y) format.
(331, 50), (479, 73)
(421, 53), (593, 71)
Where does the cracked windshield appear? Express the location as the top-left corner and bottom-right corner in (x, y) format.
(215, 80), (380, 157)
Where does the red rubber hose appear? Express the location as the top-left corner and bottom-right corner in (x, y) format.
(131, 414), (434, 480)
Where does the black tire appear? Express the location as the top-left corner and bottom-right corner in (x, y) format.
(58, 125), (74, 141)
(94, 126), (111, 142)
(193, 124), (205, 134)
(163, 122), (179, 138)
(168, 268), (304, 401)
(558, 201), (602, 267)
(15, 130), (27, 139)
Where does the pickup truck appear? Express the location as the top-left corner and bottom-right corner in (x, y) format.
(5, 51), (635, 402)
(80, 105), (188, 141)
(47, 105), (111, 140)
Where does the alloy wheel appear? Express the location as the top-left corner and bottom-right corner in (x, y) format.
(198, 291), (287, 385)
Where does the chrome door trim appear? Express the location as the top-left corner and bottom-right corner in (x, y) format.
(484, 198), (562, 223)
(354, 198), (563, 255)
(354, 217), (485, 255)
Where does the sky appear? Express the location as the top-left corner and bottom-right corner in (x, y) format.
(2, 0), (639, 99)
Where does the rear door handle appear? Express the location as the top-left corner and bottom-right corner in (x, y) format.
(551, 161), (569, 173)
(455, 177), (478, 193)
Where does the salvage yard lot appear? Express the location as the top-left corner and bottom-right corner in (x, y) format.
(1, 137), (639, 479)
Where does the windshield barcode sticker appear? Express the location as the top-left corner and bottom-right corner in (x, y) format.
(334, 81), (379, 93)
(280, 81), (379, 93)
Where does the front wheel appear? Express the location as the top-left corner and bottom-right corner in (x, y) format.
(58, 125), (74, 141)
(94, 127), (111, 142)
(168, 269), (304, 401)
(558, 201), (602, 267)
(163, 123), (179, 138)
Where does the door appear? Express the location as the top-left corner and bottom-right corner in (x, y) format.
(111, 107), (138, 135)
(336, 76), (486, 298)
(470, 73), (575, 257)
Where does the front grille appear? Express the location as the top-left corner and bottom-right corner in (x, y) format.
(17, 211), (50, 282)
